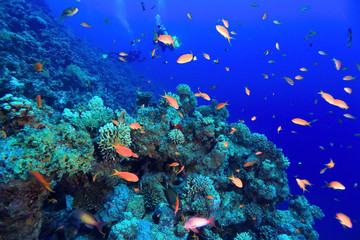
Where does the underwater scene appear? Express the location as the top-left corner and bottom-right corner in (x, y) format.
(0, 0), (359, 239)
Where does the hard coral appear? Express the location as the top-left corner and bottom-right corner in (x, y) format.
(168, 129), (185, 145)
(98, 122), (132, 161)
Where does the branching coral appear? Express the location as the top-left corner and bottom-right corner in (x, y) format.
(98, 122), (132, 161)
(168, 129), (185, 145)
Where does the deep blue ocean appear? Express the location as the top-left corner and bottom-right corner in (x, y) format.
(45, 0), (359, 239)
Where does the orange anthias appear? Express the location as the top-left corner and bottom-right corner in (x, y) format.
(177, 52), (194, 64)
(215, 25), (234, 45)
(36, 95), (42, 108)
(161, 91), (179, 109)
(158, 35), (175, 47)
(243, 160), (258, 167)
(29, 170), (56, 192)
(130, 122), (142, 130)
(326, 181), (345, 190)
(73, 209), (111, 236)
(111, 141), (133, 157)
(227, 172), (243, 188)
(109, 169), (139, 182)
(32, 62), (48, 73)
(292, 118), (312, 126)
(335, 213), (352, 228)
(174, 194), (179, 214)
(216, 101), (229, 109)
(194, 89), (210, 101)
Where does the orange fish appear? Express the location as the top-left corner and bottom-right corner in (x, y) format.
(32, 62), (48, 73)
(187, 13), (192, 20)
(151, 49), (156, 58)
(299, 67), (308, 72)
(223, 141), (228, 147)
(177, 52), (194, 64)
(221, 19), (229, 28)
(203, 52), (210, 60)
(335, 213), (352, 228)
(55, 225), (64, 232)
(227, 172), (243, 188)
(134, 188), (140, 192)
(215, 25), (234, 45)
(263, 74), (269, 79)
(175, 151), (180, 155)
(275, 42), (280, 50)
(296, 178), (308, 192)
(230, 127), (237, 134)
(239, 204), (244, 208)
(92, 172), (101, 182)
(344, 87), (352, 94)
(262, 12), (267, 20)
(255, 151), (262, 155)
(130, 122), (142, 130)
(109, 169), (139, 182)
(80, 22), (92, 28)
(29, 170), (56, 192)
(206, 196), (214, 199)
(161, 91), (179, 109)
(169, 162), (180, 167)
(111, 120), (119, 125)
(174, 194), (179, 214)
(178, 111), (184, 118)
(251, 116), (256, 121)
(216, 102), (229, 109)
(245, 87), (250, 96)
(111, 141), (133, 157)
(36, 95), (42, 108)
(225, 67), (230, 71)
(47, 198), (58, 204)
(326, 181), (345, 190)
(332, 99), (349, 110)
(292, 118), (312, 126)
(194, 89), (210, 101)
(333, 58), (341, 70)
(277, 126), (282, 134)
(73, 209), (111, 236)
(318, 91), (335, 104)
(343, 75), (355, 81)
(177, 165), (185, 175)
(119, 52), (128, 56)
(284, 77), (294, 86)
(243, 160), (258, 167)
(343, 113), (355, 119)
(295, 75), (303, 80)
(119, 57), (127, 62)
(320, 168), (327, 174)
(158, 35), (175, 47)
(325, 158), (335, 169)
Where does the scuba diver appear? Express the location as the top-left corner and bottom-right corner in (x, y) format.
(153, 14), (181, 52)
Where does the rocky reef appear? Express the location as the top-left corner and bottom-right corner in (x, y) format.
(0, 0), (324, 240)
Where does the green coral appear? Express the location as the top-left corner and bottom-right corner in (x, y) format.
(98, 122), (132, 161)
(168, 129), (185, 145)
(234, 232), (253, 240)
(0, 123), (94, 182)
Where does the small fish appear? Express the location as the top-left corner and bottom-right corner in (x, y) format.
(223, 141), (228, 147)
(109, 169), (139, 182)
(225, 67), (230, 71)
(343, 114), (355, 119)
(210, 85), (216, 89)
(59, 7), (78, 21)
(295, 75), (303, 80)
(111, 120), (119, 125)
(194, 89), (211, 101)
(292, 118), (312, 126)
(318, 51), (327, 56)
(319, 146), (325, 150)
(47, 198), (58, 204)
(73, 209), (111, 236)
(174, 195), (179, 214)
(264, 50), (269, 55)
(333, 58), (341, 70)
(158, 35), (175, 47)
(141, 2), (145, 11)
(343, 75), (355, 80)
(336, 213), (352, 228)
(92, 172), (101, 182)
(29, 170), (56, 192)
(161, 91), (179, 109)
(239, 204), (244, 208)
(175, 151), (180, 155)
(243, 160), (258, 167)
(111, 142), (133, 157)
(275, 42), (280, 50)
(300, 67), (308, 72)
(104, 19), (109, 23)
(221, 19), (229, 28)
(277, 126), (282, 134)
(299, 6), (311, 11)
(227, 172), (243, 188)
(36, 94), (42, 108)
(119, 52), (128, 56)
(347, 28), (352, 48)
(326, 181), (345, 190)
(32, 62), (48, 73)
(55, 225), (64, 232)
(255, 151), (262, 155)
(206, 196), (214, 199)
(214, 59), (219, 64)
(187, 13), (192, 20)
(230, 31), (236, 35)
(177, 52), (194, 64)
(245, 87), (250, 96)
(262, 13), (267, 20)
(169, 162), (179, 167)
(268, 60), (275, 63)
(177, 165), (185, 175)
(183, 216), (217, 233)
(251, 2), (259, 7)
(80, 22), (91, 28)
(130, 122), (143, 130)
(119, 57), (127, 62)
(0, 130), (7, 138)
(273, 20), (281, 24)
(216, 102), (229, 109)
(263, 74), (269, 79)
(284, 77), (294, 86)
(203, 52), (210, 60)
(230, 127), (237, 134)
(216, 25), (234, 45)
(251, 116), (256, 121)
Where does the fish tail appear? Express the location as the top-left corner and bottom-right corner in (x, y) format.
(46, 181), (57, 192)
(208, 215), (217, 227)
(109, 169), (119, 176)
(95, 221), (111, 236)
(42, 69), (48, 74)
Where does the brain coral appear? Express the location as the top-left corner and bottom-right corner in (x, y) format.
(168, 129), (185, 145)
(98, 122), (132, 161)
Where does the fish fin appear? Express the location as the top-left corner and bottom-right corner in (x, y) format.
(42, 69), (48, 74)
(190, 228), (199, 233)
(85, 224), (94, 229)
(208, 215), (217, 227)
(95, 221), (112, 236)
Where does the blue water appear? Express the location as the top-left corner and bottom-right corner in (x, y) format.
(46, 0), (360, 239)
